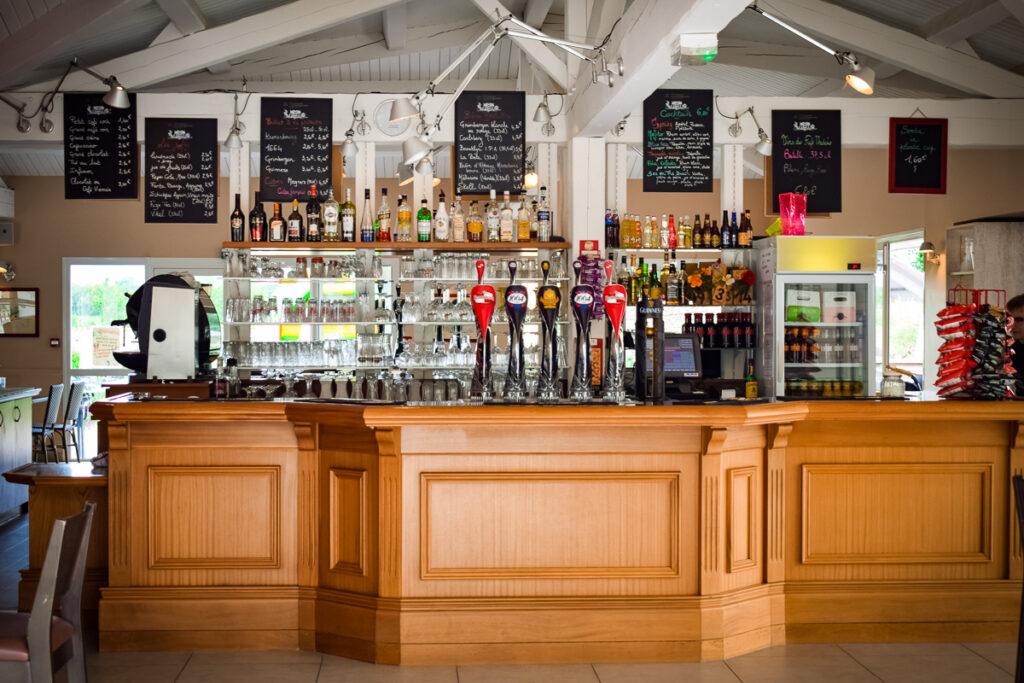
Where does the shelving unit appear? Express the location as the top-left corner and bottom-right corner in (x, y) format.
(223, 241), (568, 252)
(783, 321), (862, 327)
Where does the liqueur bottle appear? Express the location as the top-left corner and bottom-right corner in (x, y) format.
(499, 190), (515, 242)
(358, 189), (373, 242)
(451, 194), (466, 242)
(486, 189), (500, 242)
(337, 188), (354, 242)
(230, 193), (244, 241)
(467, 200), (483, 243)
(376, 188), (391, 242)
(305, 185), (322, 242)
(286, 199), (304, 242)
(248, 191), (266, 241)
(268, 203), (285, 242)
(433, 190), (449, 242)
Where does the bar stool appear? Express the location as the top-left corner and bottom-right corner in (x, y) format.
(52, 383), (87, 462)
(31, 384), (64, 463)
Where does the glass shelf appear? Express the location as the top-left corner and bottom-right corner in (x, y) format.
(784, 362), (863, 368)
(224, 241), (567, 252)
(224, 320), (570, 326)
(783, 321), (862, 327)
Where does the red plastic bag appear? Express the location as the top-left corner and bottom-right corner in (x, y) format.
(779, 192), (807, 235)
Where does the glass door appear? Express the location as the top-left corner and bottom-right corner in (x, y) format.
(776, 274), (875, 397)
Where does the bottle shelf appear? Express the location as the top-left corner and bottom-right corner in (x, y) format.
(784, 362), (863, 368)
(949, 271), (974, 276)
(224, 320), (570, 327)
(607, 248), (754, 255)
(223, 241), (568, 252)
(783, 321), (862, 327)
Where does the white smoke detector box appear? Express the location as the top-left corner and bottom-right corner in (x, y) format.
(672, 33), (718, 66)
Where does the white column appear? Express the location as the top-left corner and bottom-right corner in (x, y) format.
(537, 142), (560, 236)
(228, 141), (250, 213)
(720, 143), (743, 219)
(567, 136), (606, 252)
(354, 141), (375, 222)
(605, 142), (627, 216)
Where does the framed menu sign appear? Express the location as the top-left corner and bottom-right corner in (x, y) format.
(454, 91), (525, 194)
(770, 109), (842, 213)
(642, 89), (713, 193)
(144, 118), (217, 223)
(259, 96), (332, 202)
(888, 117), (947, 194)
(63, 92), (137, 199)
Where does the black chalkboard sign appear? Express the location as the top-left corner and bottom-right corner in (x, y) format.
(888, 118), (947, 194)
(63, 92), (137, 199)
(642, 89), (713, 193)
(454, 91), (525, 194)
(770, 110), (842, 213)
(144, 118), (217, 223)
(259, 96), (332, 202)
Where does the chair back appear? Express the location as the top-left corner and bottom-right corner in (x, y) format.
(26, 501), (95, 657)
(43, 383), (64, 428)
(61, 383), (87, 427)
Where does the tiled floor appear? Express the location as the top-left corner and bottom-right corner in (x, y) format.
(2, 515), (1017, 682)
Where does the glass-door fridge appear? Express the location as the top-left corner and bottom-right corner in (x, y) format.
(754, 236), (876, 398)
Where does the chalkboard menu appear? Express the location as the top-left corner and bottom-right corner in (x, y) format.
(770, 109), (842, 214)
(63, 92), (137, 199)
(144, 118), (217, 223)
(642, 89), (713, 193)
(259, 96), (332, 202)
(454, 91), (525, 194)
(888, 117), (947, 194)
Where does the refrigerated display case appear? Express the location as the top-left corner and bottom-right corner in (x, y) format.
(754, 236), (876, 397)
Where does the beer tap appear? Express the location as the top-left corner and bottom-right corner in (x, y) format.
(537, 260), (562, 403)
(502, 260), (528, 402)
(601, 260), (628, 403)
(569, 259), (595, 402)
(470, 259), (496, 401)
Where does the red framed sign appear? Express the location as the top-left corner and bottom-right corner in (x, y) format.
(888, 117), (947, 194)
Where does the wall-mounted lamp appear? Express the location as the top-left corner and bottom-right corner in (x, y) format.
(720, 100), (772, 156)
(533, 94), (561, 137)
(0, 261), (14, 281)
(343, 98), (371, 159)
(224, 92), (246, 150)
(397, 164), (414, 186)
(918, 240), (941, 264)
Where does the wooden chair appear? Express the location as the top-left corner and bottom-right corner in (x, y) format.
(31, 384), (64, 463)
(1013, 475), (1024, 683)
(0, 501), (95, 683)
(52, 383), (87, 463)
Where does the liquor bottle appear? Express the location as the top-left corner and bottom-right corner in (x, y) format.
(451, 194), (466, 242)
(434, 190), (449, 242)
(467, 200), (483, 242)
(305, 185), (322, 242)
(268, 203), (285, 242)
(358, 189), (373, 242)
(537, 186), (552, 240)
(659, 214), (669, 249)
(377, 188), (391, 242)
(692, 214), (703, 249)
(286, 199), (304, 241)
(517, 195), (531, 241)
(676, 214), (687, 249)
(630, 257), (645, 304)
(397, 194), (412, 241)
(639, 261), (651, 298)
(665, 259), (681, 306)
(730, 211), (740, 249)
(721, 211), (731, 249)
(416, 198), (432, 242)
(659, 253), (670, 298)
(230, 193), (244, 241)
(694, 313), (706, 347)
(499, 190), (515, 242)
(648, 266), (662, 300)
(745, 360), (758, 398)
(337, 188), (353, 242)
(486, 189), (500, 242)
(616, 256), (631, 292)
(605, 210), (614, 249)
(248, 191), (266, 241)
(530, 200), (539, 240)
(667, 214), (677, 249)
(703, 213), (713, 248)
(710, 220), (722, 248)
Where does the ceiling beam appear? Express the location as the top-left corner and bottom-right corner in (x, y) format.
(714, 39), (850, 80)
(569, 0), (750, 137)
(999, 0), (1024, 25)
(766, 0), (1024, 98)
(0, 0), (136, 91)
(143, 79), (520, 94)
(922, 0), (1008, 47)
(382, 3), (407, 50)
(523, 0), (555, 28)
(469, 0), (568, 91)
(564, 0), (587, 85)
(154, 0), (207, 36)
(20, 0), (404, 92)
(586, 0), (626, 44)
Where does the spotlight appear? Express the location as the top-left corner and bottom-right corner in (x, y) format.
(342, 129), (357, 159)
(397, 164), (414, 186)
(225, 125), (243, 149)
(402, 134), (432, 166)
(102, 77), (130, 109)
(390, 96), (420, 122)
(415, 156), (433, 176)
(755, 129), (772, 156)
(533, 97), (551, 124)
(16, 114), (30, 133)
(845, 61), (875, 95)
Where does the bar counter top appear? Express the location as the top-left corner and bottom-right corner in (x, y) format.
(0, 387), (41, 402)
(80, 396), (1024, 664)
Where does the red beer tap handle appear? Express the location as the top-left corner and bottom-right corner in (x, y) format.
(603, 260), (614, 285)
(476, 259), (486, 285)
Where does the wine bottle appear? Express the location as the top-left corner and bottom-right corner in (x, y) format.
(286, 199), (304, 242)
(230, 193), (244, 242)
(338, 188), (354, 242)
(248, 191), (265, 241)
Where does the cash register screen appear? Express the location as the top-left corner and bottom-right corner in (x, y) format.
(646, 333), (702, 379)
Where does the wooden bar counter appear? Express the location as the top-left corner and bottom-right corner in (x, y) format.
(84, 398), (1024, 664)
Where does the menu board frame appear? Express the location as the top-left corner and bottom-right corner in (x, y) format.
(63, 92), (138, 199)
(888, 117), (947, 195)
(642, 88), (713, 193)
(144, 117), (218, 224)
(769, 109), (842, 214)
(454, 90), (525, 195)
(259, 96), (332, 203)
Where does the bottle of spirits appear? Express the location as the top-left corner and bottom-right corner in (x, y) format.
(337, 188), (353, 242)
(286, 199), (304, 241)
(434, 190), (449, 242)
(616, 256), (631, 292)
(649, 266), (662, 300)
(416, 198), (432, 242)
(268, 203), (285, 242)
(305, 185), (322, 242)
(499, 190), (515, 242)
(451, 194), (466, 242)
(659, 253), (671, 299)
(396, 194), (411, 241)
(536, 187), (552, 241)
(358, 189), (373, 242)
(530, 201), (539, 240)
(486, 189), (500, 242)
(377, 188), (391, 242)
(517, 196), (531, 242)
(248, 191), (266, 241)
(745, 360), (758, 398)
(467, 200), (483, 242)
(230, 193), (244, 241)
